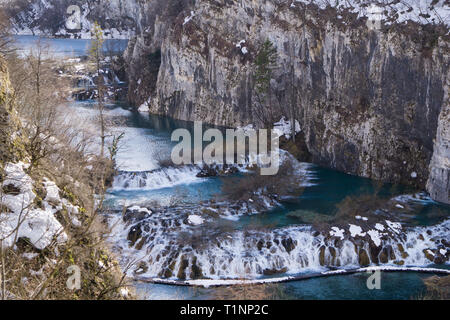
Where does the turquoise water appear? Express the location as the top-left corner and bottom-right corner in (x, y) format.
(135, 272), (432, 300)
(105, 108), (450, 228)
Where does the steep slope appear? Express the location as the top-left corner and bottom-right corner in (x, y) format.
(0, 56), (132, 299)
(427, 84), (450, 204)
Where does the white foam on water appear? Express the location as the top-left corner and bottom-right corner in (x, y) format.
(114, 127), (161, 172)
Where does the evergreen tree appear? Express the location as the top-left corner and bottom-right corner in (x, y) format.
(253, 39), (278, 127)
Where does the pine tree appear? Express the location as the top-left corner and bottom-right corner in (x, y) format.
(253, 39), (278, 127)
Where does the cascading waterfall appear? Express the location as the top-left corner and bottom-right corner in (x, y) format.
(108, 205), (450, 281)
(112, 166), (202, 191)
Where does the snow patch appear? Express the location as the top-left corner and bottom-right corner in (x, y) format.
(348, 224), (366, 237)
(367, 229), (382, 247)
(386, 220), (402, 234)
(0, 162), (69, 249)
(273, 117), (301, 139)
(183, 11), (196, 25)
(188, 215), (204, 226)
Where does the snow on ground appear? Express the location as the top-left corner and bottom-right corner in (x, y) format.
(329, 226), (345, 240)
(183, 11), (196, 25)
(0, 162), (81, 249)
(236, 40), (248, 54)
(386, 220), (402, 234)
(367, 229), (382, 247)
(138, 100), (150, 113)
(291, 0), (449, 26)
(127, 205), (152, 215)
(141, 266), (450, 287)
(273, 117), (301, 139)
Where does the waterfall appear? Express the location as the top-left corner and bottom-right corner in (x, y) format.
(108, 206), (450, 281)
(111, 166), (202, 191)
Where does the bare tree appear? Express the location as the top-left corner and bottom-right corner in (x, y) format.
(0, 8), (13, 56)
(89, 22), (107, 158)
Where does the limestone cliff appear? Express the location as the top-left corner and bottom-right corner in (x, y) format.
(126, 0), (449, 202)
(124, 0), (195, 105)
(427, 77), (450, 203)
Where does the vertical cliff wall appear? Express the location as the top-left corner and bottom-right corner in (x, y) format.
(127, 0), (449, 203)
(427, 77), (450, 203)
(124, 0), (195, 105)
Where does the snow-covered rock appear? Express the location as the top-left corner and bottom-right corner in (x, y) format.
(0, 162), (68, 249)
(187, 215), (204, 226)
(273, 117), (301, 140)
(329, 227), (345, 240)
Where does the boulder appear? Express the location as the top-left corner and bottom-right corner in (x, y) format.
(423, 249), (435, 262)
(191, 257), (203, 279)
(127, 224), (142, 246)
(329, 247), (337, 265)
(263, 267), (288, 276)
(358, 249), (370, 266)
(281, 238), (295, 253)
(319, 246), (326, 266)
(177, 257), (189, 280)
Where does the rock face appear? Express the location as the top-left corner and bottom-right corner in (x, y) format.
(125, 0), (449, 200)
(124, 0), (195, 106)
(427, 86), (450, 204)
